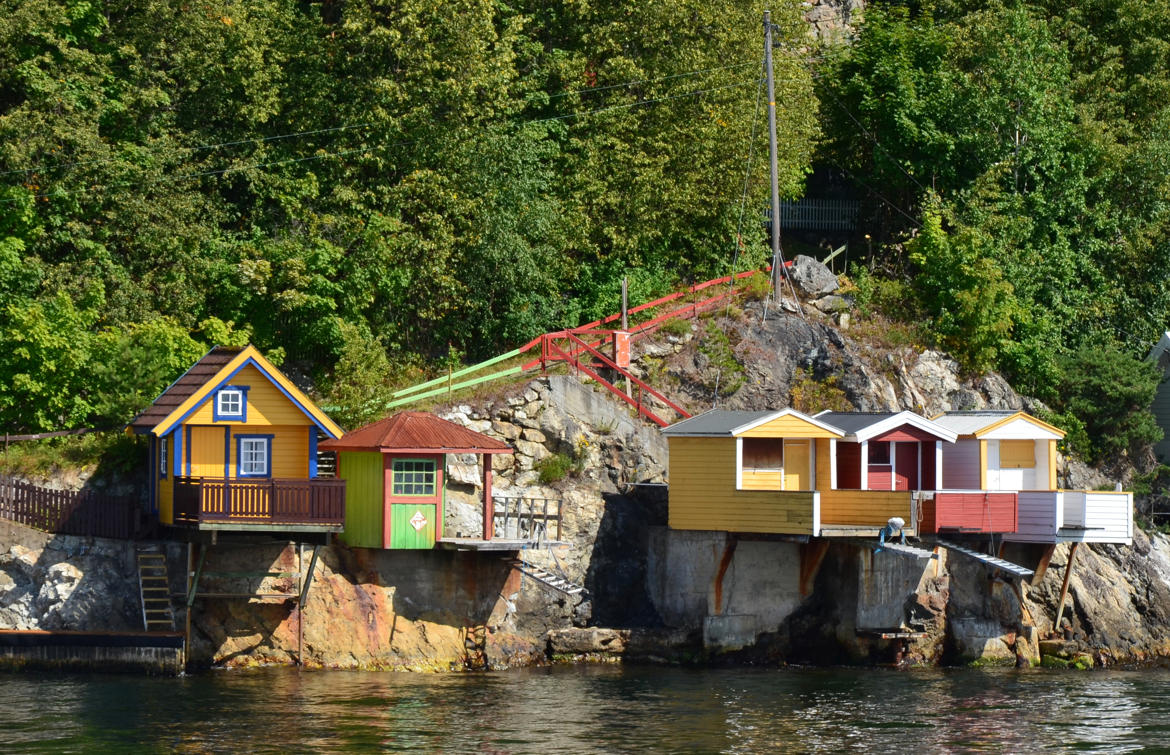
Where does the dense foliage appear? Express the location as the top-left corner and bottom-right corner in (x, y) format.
(0, 0), (817, 433)
(819, 0), (1170, 462)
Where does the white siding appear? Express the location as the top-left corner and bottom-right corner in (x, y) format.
(982, 417), (1061, 440)
(942, 440), (981, 489)
(1004, 491), (1061, 543)
(1059, 492), (1133, 545)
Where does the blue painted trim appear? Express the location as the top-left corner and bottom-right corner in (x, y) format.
(223, 427), (231, 479)
(172, 429), (183, 478)
(236, 434), (274, 478)
(212, 385), (250, 422)
(308, 429), (318, 478)
(157, 356), (339, 438)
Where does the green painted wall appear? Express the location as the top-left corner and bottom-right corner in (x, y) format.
(390, 504), (437, 549)
(339, 451), (384, 548)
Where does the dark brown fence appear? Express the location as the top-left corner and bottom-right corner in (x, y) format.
(173, 477), (345, 526)
(0, 477), (140, 539)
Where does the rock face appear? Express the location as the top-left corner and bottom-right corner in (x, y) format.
(0, 520), (147, 632)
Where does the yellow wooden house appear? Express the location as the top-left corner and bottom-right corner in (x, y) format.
(127, 345), (346, 532)
(663, 409), (927, 537)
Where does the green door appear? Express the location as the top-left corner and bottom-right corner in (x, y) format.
(390, 503), (437, 549)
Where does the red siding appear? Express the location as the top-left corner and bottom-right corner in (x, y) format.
(868, 466), (893, 490)
(838, 442), (862, 489)
(895, 442), (919, 491)
(922, 444), (937, 491)
(872, 426), (942, 443)
(923, 491), (1018, 534)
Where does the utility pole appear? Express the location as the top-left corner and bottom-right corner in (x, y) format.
(764, 10), (783, 304)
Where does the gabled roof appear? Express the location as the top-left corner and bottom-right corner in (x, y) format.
(814, 411), (957, 443)
(127, 345), (343, 439)
(930, 410), (1064, 440)
(662, 408), (843, 438)
(319, 411), (513, 454)
(1150, 331), (1170, 369)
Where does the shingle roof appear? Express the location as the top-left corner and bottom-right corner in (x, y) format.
(127, 347), (243, 432)
(815, 411), (902, 435)
(660, 410), (775, 436)
(319, 411), (513, 453)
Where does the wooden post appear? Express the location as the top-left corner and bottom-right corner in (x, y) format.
(1054, 541), (1079, 635)
(482, 456), (494, 541)
(184, 542), (193, 670)
(297, 542), (304, 667)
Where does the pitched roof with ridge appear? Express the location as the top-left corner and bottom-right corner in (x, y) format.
(931, 410), (1064, 438)
(127, 344), (342, 438)
(662, 408), (843, 437)
(319, 411), (513, 454)
(814, 410), (957, 443)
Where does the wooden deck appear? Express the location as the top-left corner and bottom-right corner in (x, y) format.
(173, 477), (345, 531)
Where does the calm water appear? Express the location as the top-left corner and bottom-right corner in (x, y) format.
(3, 665), (1170, 753)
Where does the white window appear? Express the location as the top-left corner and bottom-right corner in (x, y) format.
(239, 437), (269, 476)
(159, 436), (168, 478)
(217, 389), (244, 418)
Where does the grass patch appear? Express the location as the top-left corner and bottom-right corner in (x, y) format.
(536, 452), (584, 484)
(657, 317), (692, 338)
(0, 431), (145, 481)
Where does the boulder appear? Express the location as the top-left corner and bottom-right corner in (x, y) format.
(788, 255), (839, 297)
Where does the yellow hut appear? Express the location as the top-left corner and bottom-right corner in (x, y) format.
(661, 409), (842, 536)
(127, 345), (345, 533)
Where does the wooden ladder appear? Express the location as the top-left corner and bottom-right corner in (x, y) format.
(506, 556), (585, 597)
(136, 546), (176, 632)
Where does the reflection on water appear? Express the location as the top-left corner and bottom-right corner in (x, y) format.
(2, 665), (1169, 753)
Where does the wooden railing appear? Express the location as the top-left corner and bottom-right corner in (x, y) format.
(0, 476), (140, 539)
(492, 495), (562, 543)
(173, 477), (345, 527)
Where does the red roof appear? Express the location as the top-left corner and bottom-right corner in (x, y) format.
(319, 411), (513, 454)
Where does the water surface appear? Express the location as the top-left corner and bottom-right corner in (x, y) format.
(2, 665), (1168, 753)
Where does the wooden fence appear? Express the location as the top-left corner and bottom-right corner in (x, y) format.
(0, 477), (141, 539)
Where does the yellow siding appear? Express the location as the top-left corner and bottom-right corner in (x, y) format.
(223, 425), (308, 478)
(159, 478), (174, 525)
(737, 414), (840, 439)
(741, 470), (783, 490)
(1000, 439), (1035, 468)
(1048, 439), (1058, 490)
(816, 438), (833, 490)
(783, 440), (809, 490)
(667, 436), (815, 535)
(820, 490), (914, 528)
(189, 426), (226, 477)
(185, 365), (315, 427)
(979, 440), (988, 489)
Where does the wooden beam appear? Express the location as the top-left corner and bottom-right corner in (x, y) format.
(799, 538), (831, 597)
(1054, 541), (1079, 634)
(1032, 543), (1057, 586)
(713, 535), (739, 615)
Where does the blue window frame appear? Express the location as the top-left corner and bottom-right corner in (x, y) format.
(213, 386), (250, 422)
(236, 434), (273, 478)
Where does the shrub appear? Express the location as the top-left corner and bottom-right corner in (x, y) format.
(699, 322), (744, 397)
(740, 271), (772, 302)
(536, 452), (583, 484)
(658, 317), (692, 338)
(789, 368), (854, 413)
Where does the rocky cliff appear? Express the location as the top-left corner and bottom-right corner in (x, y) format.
(3, 256), (1169, 669)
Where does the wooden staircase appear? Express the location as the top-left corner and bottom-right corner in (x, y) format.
(136, 545), (176, 632)
(506, 556), (585, 597)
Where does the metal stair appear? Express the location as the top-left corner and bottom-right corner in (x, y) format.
(506, 556), (585, 597)
(136, 545), (176, 632)
(935, 539), (1034, 579)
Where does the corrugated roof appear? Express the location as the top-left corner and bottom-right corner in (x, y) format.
(127, 347), (244, 432)
(661, 410), (775, 436)
(319, 411), (513, 453)
(931, 411), (1018, 435)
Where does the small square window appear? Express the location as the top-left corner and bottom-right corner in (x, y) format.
(217, 389), (243, 416)
(238, 437), (270, 477)
(869, 441), (891, 465)
(392, 459), (436, 496)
